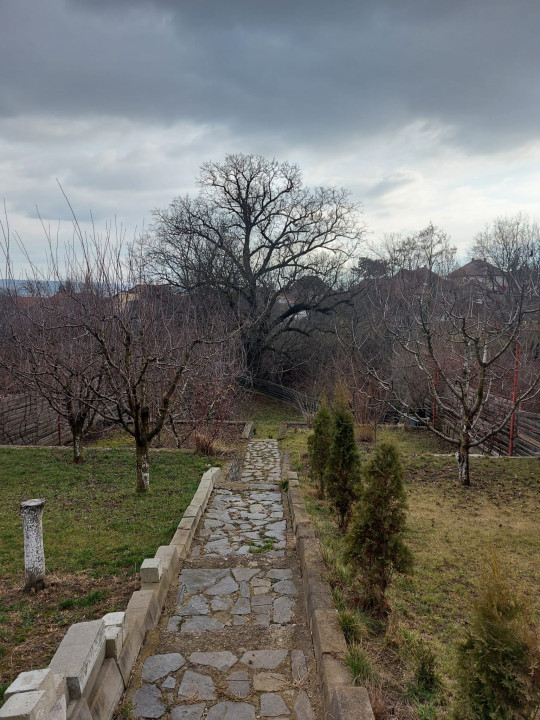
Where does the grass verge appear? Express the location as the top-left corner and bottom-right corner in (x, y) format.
(282, 425), (540, 719)
(0, 446), (212, 704)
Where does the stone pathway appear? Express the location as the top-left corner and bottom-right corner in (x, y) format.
(129, 439), (323, 720)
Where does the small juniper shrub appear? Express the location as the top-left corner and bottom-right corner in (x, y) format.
(324, 385), (362, 530)
(345, 441), (412, 613)
(408, 638), (442, 701)
(454, 551), (540, 720)
(307, 394), (333, 498)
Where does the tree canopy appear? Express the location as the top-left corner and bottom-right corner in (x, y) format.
(148, 153), (365, 377)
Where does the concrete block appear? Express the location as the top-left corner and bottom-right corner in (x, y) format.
(116, 624), (144, 686)
(87, 659), (124, 720)
(140, 558), (162, 583)
(320, 655), (351, 709)
(330, 686), (375, 720)
(306, 581), (334, 618)
(141, 570), (169, 609)
(155, 545), (179, 578)
(49, 621), (105, 700)
(104, 626), (123, 661)
(312, 609), (348, 662)
(48, 694), (66, 720)
(0, 691), (47, 720)
(4, 670), (55, 701)
(125, 590), (160, 635)
(241, 421), (254, 439)
(66, 698), (92, 720)
(102, 613), (126, 643)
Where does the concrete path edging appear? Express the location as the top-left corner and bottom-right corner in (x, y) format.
(0, 464), (225, 720)
(286, 471), (375, 720)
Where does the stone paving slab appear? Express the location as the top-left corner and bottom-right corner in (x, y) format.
(126, 439), (323, 720)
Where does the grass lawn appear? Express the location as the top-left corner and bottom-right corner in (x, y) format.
(282, 425), (540, 719)
(0, 446), (213, 703)
(243, 392), (303, 438)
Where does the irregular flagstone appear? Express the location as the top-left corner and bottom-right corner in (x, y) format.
(181, 616), (225, 632)
(177, 595), (209, 616)
(171, 704), (206, 720)
(161, 676), (176, 690)
(178, 670), (216, 700)
(273, 596), (294, 624)
(211, 596), (233, 612)
(133, 683), (165, 719)
(179, 569), (229, 593)
(240, 650), (288, 669)
(260, 692), (291, 716)
(273, 580), (297, 596)
(291, 650), (308, 684)
(294, 690), (316, 720)
(267, 569), (292, 580)
(231, 598), (250, 615)
(142, 653), (186, 682)
(228, 670), (250, 698)
(206, 702), (255, 720)
(253, 672), (287, 692)
(189, 652), (238, 672)
(205, 576), (239, 596)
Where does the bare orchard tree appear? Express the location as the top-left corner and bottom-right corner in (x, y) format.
(169, 334), (243, 454)
(376, 271), (540, 485)
(0, 219), (103, 462)
(74, 242), (217, 492)
(148, 153), (365, 378)
(1, 287), (104, 462)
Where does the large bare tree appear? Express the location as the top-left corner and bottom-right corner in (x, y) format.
(148, 153), (365, 377)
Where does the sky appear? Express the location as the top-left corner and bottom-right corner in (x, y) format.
(2, 0), (540, 273)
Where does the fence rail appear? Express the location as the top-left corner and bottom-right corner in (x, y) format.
(239, 377), (319, 415)
(0, 394), (72, 446)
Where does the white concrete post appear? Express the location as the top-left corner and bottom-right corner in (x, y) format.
(20, 498), (46, 590)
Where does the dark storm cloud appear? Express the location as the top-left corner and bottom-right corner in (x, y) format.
(2, 0), (539, 154)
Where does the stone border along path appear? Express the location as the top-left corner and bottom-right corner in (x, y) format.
(126, 439), (324, 720)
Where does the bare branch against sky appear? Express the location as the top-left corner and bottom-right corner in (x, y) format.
(1, 0), (540, 270)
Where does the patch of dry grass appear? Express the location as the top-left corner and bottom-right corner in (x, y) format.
(285, 424), (540, 718)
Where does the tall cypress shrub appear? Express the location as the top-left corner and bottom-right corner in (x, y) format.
(345, 441), (412, 612)
(324, 386), (361, 531)
(454, 552), (540, 720)
(307, 395), (333, 498)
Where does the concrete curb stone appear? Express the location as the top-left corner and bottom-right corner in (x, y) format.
(287, 475), (376, 720)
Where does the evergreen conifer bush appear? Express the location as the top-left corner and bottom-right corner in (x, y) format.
(307, 394), (333, 498)
(324, 386), (362, 530)
(454, 552), (540, 720)
(345, 441), (412, 612)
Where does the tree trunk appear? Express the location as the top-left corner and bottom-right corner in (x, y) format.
(73, 432), (83, 464)
(136, 440), (150, 492)
(457, 432), (471, 486)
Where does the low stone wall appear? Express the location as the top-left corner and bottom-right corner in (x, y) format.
(0, 465), (224, 720)
(286, 472), (375, 720)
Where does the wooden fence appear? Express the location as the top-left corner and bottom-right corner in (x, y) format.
(0, 394), (72, 446)
(239, 377), (319, 415)
(436, 394), (540, 457)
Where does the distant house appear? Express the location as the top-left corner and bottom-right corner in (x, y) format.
(447, 259), (506, 289)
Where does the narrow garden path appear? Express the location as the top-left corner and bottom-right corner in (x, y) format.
(128, 439), (324, 720)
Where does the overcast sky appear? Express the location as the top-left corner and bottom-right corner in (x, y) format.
(2, 0), (540, 273)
